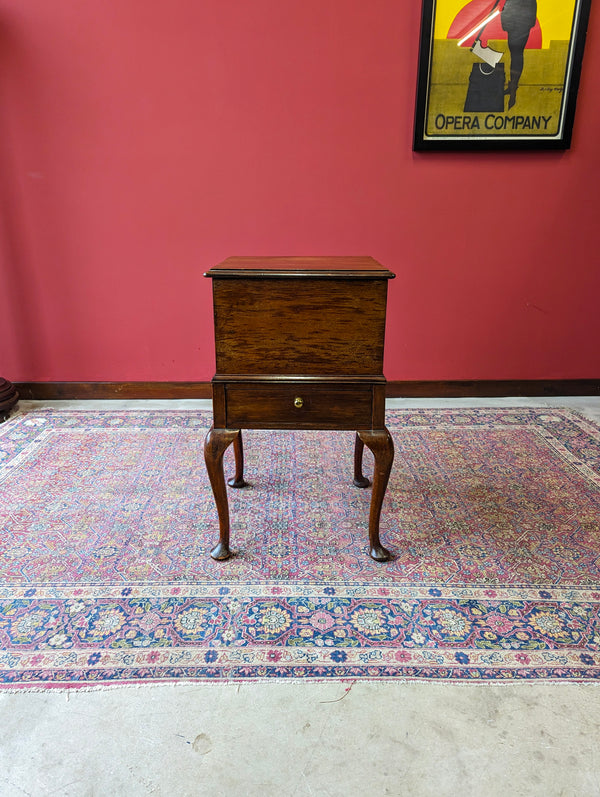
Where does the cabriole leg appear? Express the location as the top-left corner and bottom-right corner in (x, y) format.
(228, 430), (248, 488)
(204, 426), (240, 560)
(357, 428), (394, 562)
(353, 432), (370, 487)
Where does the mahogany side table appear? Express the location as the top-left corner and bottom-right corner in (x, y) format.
(203, 256), (396, 561)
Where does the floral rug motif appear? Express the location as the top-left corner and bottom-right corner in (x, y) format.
(0, 407), (599, 687)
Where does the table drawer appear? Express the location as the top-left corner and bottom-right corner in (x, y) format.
(224, 383), (374, 430)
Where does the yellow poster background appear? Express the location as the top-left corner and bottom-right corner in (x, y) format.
(425, 0), (579, 138)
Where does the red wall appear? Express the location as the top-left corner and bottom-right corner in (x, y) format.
(1, 0), (599, 383)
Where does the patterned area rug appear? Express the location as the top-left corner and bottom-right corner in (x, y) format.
(0, 407), (599, 688)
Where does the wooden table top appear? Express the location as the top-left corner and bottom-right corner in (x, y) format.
(205, 256), (396, 280)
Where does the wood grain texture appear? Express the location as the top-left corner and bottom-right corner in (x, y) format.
(212, 278), (388, 376)
(224, 382), (374, 430)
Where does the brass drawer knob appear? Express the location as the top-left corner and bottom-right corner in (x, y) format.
(294, 396), (304, 408)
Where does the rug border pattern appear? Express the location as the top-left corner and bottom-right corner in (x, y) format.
(1, 406), (599, 687)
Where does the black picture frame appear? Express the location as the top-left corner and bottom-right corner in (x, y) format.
(413, 0), (592, 151)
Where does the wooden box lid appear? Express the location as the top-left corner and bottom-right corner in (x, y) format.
(205, 256), (395, 280)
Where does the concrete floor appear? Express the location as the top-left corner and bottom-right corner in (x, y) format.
(1, 397), (600, 797)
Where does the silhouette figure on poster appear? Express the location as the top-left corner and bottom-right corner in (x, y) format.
(501, 0), (537, 108)
(463, 0), (505, 113)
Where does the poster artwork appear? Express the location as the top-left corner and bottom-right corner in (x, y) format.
(414, 0), (591, 148)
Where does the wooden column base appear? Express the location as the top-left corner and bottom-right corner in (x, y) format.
(0, 378), (18, 422)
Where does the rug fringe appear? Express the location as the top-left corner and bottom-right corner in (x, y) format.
(4, 676), (600, 695)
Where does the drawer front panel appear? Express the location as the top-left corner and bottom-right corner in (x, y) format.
(225, 383), (374, 430)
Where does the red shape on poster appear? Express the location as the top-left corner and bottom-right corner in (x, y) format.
(447, 0), (542, 48)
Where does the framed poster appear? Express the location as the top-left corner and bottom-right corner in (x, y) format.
(413, 0), (592, 150)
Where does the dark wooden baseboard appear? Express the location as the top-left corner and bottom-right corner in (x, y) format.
(386, 380), (600, 398)
(15, 382), (213, 400)
(14, 379), (600, 400)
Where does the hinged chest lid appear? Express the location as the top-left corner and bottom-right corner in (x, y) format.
(205, 256), (395, 280)
(205, 256), (394, 377)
